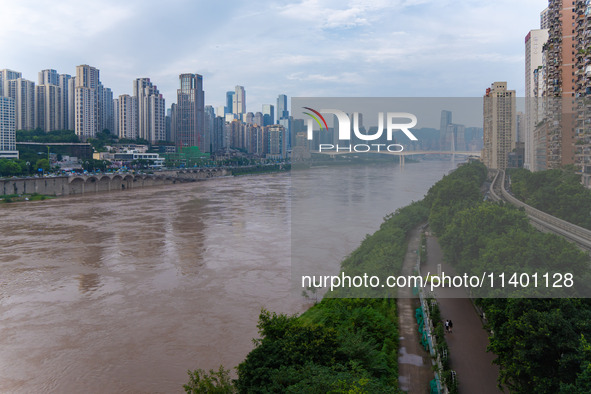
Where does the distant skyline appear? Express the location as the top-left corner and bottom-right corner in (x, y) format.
(1, 0), (546, 112)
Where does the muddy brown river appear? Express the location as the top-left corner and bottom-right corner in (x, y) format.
(0, 160), (458, 393)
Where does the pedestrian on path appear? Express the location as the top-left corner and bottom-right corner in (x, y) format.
(449, 319), (453, 333)
(445, 320), (449, 333)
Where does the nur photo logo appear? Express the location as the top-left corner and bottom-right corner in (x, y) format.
(302, 107), (418, 153)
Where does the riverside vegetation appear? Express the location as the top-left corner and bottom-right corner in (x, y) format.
(185, 161), (591, 393)
(508, 166), (591, 230)
(429, 162), (591, 393)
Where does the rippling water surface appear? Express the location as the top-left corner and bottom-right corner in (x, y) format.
(0, 160), (458, 392)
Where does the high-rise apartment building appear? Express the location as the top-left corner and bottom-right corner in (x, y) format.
(482, 82), (516, 170)
(525, 29), (549, 170)
(97, 84), (114, 133)
(0, 69), (22, 98)
(76, 64), (99, 90)
(212, 116), (224, 152)
(35, 69), (75, 131)
(242, 124), (259, 155)
(253, 112), (263, 126)
(148, 93), (166, 142)
(266, 124), (285, 158)
(170, 103), (177, 144)
(35, 83), (62, 132)
(11, 78), (36, 131)
(545, 1), (576, 169)
(38, 69), (59, 86)
(133, 78), (151, 140)
(117, 94), (137, 139)
(227, 119), (243, 149)
(232, 85), (245, 117)
(75, 85), (96, 138)
(58, 74), (73, 130)
(204, 105), (215, 152)
(541, 7), (550, 29)
(113, 97), (119, 137)
(75, 64), (100, 138)
(175, 73), (205, 150)
(574, 0), (591, 185)
(533, 65), (548, 171)
(67, 76), (76, 130)
(0, 96), (18, 158)
(132, 78), (166, 143)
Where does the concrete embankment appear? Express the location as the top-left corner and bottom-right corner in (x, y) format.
(0, 168), (228, 196)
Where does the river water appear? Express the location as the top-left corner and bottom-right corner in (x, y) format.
(0, 159), (459, 393)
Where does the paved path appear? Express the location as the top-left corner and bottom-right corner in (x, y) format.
(423, 233), (502, 394)
(397, 227), (433, 393)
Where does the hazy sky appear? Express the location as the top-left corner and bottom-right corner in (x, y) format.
(1, 0), (546, 113)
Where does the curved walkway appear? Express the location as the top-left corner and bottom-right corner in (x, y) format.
(423, 233), (502, 394)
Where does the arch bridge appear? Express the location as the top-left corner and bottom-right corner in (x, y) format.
(0, 168), (226, 196)
(67, 169), (225, 194)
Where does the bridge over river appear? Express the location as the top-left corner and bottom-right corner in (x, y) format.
(312, 150), (480, 165)
(0, 168), (228, 196)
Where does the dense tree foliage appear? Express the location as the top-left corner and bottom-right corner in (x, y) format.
(508, 166), (591, 229)
(480, 298), (591, 393)
(236, 301), (401, 393)
(559, 335), (591, 393)
(0, 159), (26, 176)
(424, 161), (487, 234)
(16, 129), (79, 143)
(429, 162), (591, 392)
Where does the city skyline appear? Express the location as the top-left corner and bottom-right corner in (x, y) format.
(1, 0), (545, 111)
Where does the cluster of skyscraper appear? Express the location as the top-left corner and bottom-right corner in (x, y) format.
(0, 65), (292, 159)
(524, 1), (591, 185)
(0, 66), (118, 140)
(169, 82), (291, 156)
(0, 65), (165, 146)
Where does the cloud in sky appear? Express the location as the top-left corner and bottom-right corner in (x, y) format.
(0, 0), (547, 112)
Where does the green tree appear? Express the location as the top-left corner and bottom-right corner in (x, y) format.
(35, 158), (50, 172)
(0, 159), (23, 176)
(184, 366), (236, 393)
(508, 167), (591, 229)
(234, 299), (401, 393)
(480, 298), (591, 393)
(560, 335), (591, 393)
